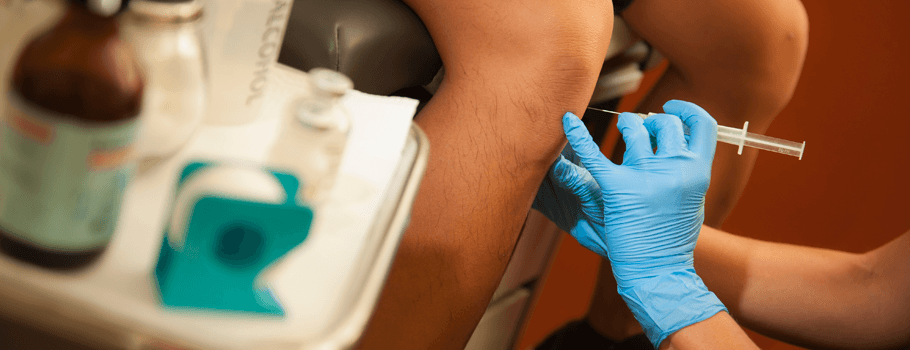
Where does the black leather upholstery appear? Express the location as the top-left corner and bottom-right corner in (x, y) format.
(279, 0), (442, 96)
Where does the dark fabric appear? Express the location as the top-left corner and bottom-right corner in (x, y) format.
(536, 319), (655, 350)
(613, 0), (635, 14)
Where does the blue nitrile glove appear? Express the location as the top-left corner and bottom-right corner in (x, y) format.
(532, 145), (608, 256)
(537, 100), (727, 348)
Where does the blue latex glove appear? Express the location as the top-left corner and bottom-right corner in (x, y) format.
(536, 100), (727, 347)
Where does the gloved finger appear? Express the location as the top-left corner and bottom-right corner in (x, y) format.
(617, 112), (653, 163)
(563, 112), (616, 180)
(663, 100), (717, 159)
(531, 182), (552, 214)
(569, 226), (610, 258)
(532, 156), (569, 214)
(552, 155), (599, 199)
(643, 113), (686, 156)
(532, 176), (578, 234)
(560, 143), (580, 165)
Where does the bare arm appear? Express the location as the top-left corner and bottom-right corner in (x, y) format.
(660, 312), (758, 350)
(356, 1), (613, 349)
(696, 226), (910, 349)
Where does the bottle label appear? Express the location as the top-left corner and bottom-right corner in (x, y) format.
(0, 92), (137, 251)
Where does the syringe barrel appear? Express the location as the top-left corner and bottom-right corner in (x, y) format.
(589, 108), (806, 159)
(717, 125), (805, 159)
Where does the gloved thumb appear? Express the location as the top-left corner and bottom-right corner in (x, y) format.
(562, 112), (615, 181)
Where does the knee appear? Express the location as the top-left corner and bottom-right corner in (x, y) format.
(536, 6), (615, 112)
(749, 0), (809, 112)
(690, 0), (810, 120)
(467, 1), (614, 121)
(510, 1), (615, 92)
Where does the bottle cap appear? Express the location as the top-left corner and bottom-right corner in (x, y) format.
(72, 0), (131, 16)
(126, 0), (202, 22)
(291, 68), (353, 130)
(308, 68), (354, 99)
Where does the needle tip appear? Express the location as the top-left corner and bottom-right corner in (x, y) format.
(586, 107), (621, 115)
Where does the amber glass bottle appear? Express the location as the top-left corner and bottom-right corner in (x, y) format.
(0, 0), (142, 269)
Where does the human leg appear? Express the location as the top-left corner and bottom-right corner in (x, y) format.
(355, 1), (614, 349)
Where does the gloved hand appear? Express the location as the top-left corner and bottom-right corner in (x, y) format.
(535, 100), (727, 348)
(532, 145), (607, 256)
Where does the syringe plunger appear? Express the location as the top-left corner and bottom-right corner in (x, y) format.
(717, 124), (805, 160)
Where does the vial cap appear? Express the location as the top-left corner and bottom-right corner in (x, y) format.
(126, 0), (202, 22)
(72, 0), (130, 16)
(308, 68), (354, 98)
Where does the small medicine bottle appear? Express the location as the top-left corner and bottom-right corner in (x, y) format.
(269, 68), (353, 205)
(0, 0), (142, 269)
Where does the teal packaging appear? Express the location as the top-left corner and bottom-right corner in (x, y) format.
(154, 161), (313, 316)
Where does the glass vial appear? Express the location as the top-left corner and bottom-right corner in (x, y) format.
(120, 0), (207, 162)
(269, 68), (353, 205)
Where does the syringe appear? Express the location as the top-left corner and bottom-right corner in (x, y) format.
(586, 107), (806, 160)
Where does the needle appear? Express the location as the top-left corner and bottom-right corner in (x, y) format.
(586, 107), (622, 115)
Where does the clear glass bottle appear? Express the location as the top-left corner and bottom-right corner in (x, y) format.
(120, 0), (207, 162)
(269, 68), (353, 205)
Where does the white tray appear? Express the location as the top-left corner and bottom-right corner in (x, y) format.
(0, 65), (428, 350)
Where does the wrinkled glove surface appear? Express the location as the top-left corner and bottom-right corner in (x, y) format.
(534, 100), (728, 348)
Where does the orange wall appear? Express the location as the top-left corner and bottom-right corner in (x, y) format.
(517, 1), (910, 349)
